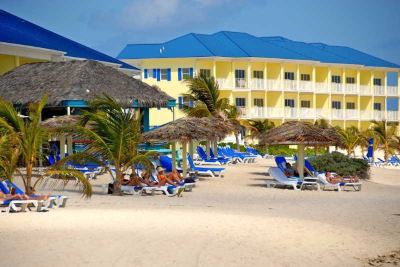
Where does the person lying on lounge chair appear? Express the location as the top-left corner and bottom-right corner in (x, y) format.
(10, 187), (50, 201)
(325, 172), (360, 183)
(122, 175), (142, 186)
(0, 191), (28, 201)
(284, 163), (299, 177)
(156, 166), (181, 186)
(139, 171), (158, 187)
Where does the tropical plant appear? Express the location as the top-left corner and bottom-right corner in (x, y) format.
(370, 121), (399, 162)
(242, 119), (275, 140)
(0, 96), (91, 196)
(337, 126), (360, 156)
(224, 105), (242, 150)
(57, 95), (154, 195)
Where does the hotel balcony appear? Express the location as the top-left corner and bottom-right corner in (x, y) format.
(359, 85), (373, 95)
(332, 109), (344, 120)
(283, 80), (297, 91)
(315, 82), (329, 93)
(266, 79), (281, 91)
(284, 107), (297, 118)
(250, 78), (265, 90)
(217, 78), (231, 89)
(374, 85), (385, 96)
(331, 83), (344, 94)
(298, 108), (315, 119)
(345, 109), (359, 120)
(298, 81), (313, 92)
(374, 110), (385, 120)
(387, 86), (398, 96)
(387, 111), (399, 121)
(346, 84), (358, 95)
(235, 78), (248, 89)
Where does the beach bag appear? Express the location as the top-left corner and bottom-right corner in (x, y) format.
(107, 183), (114, 194)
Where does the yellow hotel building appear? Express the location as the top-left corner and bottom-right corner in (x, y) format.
(119, 31), (400, 132)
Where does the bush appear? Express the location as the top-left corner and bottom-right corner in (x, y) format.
(308, 151), (370, 179)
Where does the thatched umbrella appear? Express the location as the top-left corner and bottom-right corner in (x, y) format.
(143, 117), (228, 177)
(41, 115), (80, 129)
(259, 121), (341, 179)
(0, 60), (173, 107)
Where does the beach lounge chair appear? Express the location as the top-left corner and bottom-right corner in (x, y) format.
(159, 155), (183, 173)
(209, 148), (232, 164)
(317, 173), (362, 191)
(1, 180), (68, 208)
(245, 147), (263, 158)
(187, 154), (225, 178)
(0, 198), (46, 213)
(219, 148), (255, 163)
(268, 167), (319, 190)
(218, 149), (242, 163)
(195, 147), (223, 165)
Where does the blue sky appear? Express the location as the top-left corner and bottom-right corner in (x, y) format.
(1, 0), (399, 108)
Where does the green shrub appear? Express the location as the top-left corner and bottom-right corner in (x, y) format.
(308, 151), (370, 179)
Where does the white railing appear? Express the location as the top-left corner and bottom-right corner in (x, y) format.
(299, 108), (315, 119)
(374, 85), (385, 96)
(250, 107), (265, 118)
(374, 110), (385, 120)
(387, 86), (398, 96)
(266, 107), (283, 118)
(345, 84), (358, 94)
(298, 81), (313, 92)
(331, 83), (344, 94)
(345, 109), (358, 120)
(359, 85), (372, 95)
(284, 107), (297, 118)
(315, 82), (329, 93)
(237, 107), (247, 117)
(315, 108), (330, 119)
(387, 111), (399, 121)
(359, 110), (372, 121)
(250, 78), (265, 89)
(332, 109), (344, 120)
(266, 79), (281, 91)
(235, 78), (247, 89)
(216, 78), (231, 89)
(283, 80), (297, 91)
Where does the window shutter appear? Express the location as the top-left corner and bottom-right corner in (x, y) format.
(178, 96), (183, 109)
(167, 68), (171, 81)
(189, 68), (193, 78)
(144, 69), (148, 79)
(153, 69), (157, 78)
(157, 69), (161, 81)
(178, 68), (182, 81)
(189, 100), (193, 108)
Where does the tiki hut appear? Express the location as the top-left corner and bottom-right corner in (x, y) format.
(143, 117), (226, 177)
(0, 60), (174, 108)
(260, 121), (341, 179)
(41, 115), (80, 129)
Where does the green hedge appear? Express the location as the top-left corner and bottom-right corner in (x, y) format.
(308, 151), (370, 179)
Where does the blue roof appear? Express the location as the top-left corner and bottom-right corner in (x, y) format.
(118, 31), (400, 69)
(0, 9), (138, 70)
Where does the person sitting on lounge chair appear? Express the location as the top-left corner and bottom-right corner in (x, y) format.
(284, 163), (299, 177)
(325, 172), (360, 184)
(122, 174), (142, 186)
(156, 166), (181, 186)
(139, 171), (158, 187)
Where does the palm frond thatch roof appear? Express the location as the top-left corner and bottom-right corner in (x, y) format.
(0, 60), (174, 107)
(259, 121), (341, 145)
(143, 116), (230, 142)
(41, 115), (80, 129)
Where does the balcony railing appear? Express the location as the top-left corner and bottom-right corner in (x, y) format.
(387, 111), (399, 121)
(359, 110), (372, 121)
(250, 78), (265, 90)
(315, 82), (329, 93)
(216, 78), (231, 89)
(283, 80), (297, 91)
(345, 84), (358, 94)
(332, 109), (344, 120)
(284, 107), (297, 118)
(374, 86), (385, 96)
(359, 85), (372, 95)
(237, 106), (247, 117)
(250, 106), (265, 118)
(266, 107), (283, 118)
(266, 79), (281, 91)
(235, 78), (247, 89)
(331, 83), (344, 94)
(387, 86), (398, 96)
(299, 108), (315, 119)
(298, 81), (313, 92)
(345, 109), (358, 120)
(374, 110), (385, 120)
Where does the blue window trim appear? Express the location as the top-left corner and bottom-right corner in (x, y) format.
(144, 69), (148, 79)
(167, 68), (171, 81)
(153, 69), (157, 78)
(178, 68), (182, 81)
(189, 68), (193, 78)
(156, 69), (161, 81)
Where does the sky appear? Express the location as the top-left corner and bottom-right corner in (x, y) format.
(1, 0), (399, 108)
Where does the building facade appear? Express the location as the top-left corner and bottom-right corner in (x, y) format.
(118, 31), (400, 131)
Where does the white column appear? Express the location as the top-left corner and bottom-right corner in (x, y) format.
(312, 66), (317, 122)
(232, 61), (236, 89)
(328, 67), (332, 124)
(171, 142), (177, 170)
(280, 64), (285, 123)
(296, 64), (300, 120)
(298, 144), (305, 180)
(357, 70), (361, 129)
(343, 68), (346, 129)
(384, 72), (388, 121)
(264, 62), (268, 118)
(247, 62), (252, 116)
(212, 60), (217, 78)
(371, 72), (375, 121)
(263, 62), (267, 89)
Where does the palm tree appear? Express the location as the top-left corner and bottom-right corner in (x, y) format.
(337, 126), (360, 156)
(0, 96), (91, 196)
(371, 121), (399, 162)
(58, 95), (154, 195)
(241, 119), (275, 153)
(224, 105), (243, 150)
(314, 118), (334, 153)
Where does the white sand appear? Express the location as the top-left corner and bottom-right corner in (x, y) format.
(1, 159), (399, 267)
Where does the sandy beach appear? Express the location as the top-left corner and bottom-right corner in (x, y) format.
(1, 158), (399, 267)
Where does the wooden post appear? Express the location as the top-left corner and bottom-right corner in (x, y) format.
(67, 135), (73, 156)
(213, 138), (218, 157)
(189, 140), (194, 160)
(298, 144), (305, 180)
(171, 142), (177, 171)
(206, 141), (211, 159)
(182, 141), (188, 178)
(60, 134), (66, 159)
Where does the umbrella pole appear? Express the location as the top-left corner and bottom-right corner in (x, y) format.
(213, 138), (218, 157)
(67, 135), (73, 156)
(206, 141), (211, 159)
(189, 140), (194, 160)
(60, 134), (66, 159)
(182, 141), (188, 178)
(298, 144), (305, 180)
(171, 142), (177, 171)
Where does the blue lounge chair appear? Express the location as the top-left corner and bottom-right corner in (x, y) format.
(1, 180), (68, 208)
(196, 147), (223, 165)
(245, 147), (263, 158)
(187, 154), (225, 178)
(209, 148), (232, 164)
(222, 147), (256, 163)
(159, 155), (183, 173)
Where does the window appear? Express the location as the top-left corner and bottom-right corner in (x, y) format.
(253, 70), (264, 79)
(346, 77), (355, 84)
(235, 98), (246, 107)
(181, 68), (191, 80)
(331, 75), (341, 84)
(284, 72), (295, 80)
(374, 103), (382, 111)
(254, 98), (264, 107)
(301, 74), (310, 81)
(235, 69), (245, 79)
(301, 100), (311, 108)
(200, 69), (211, 78)
(346, 102), (355, 109)
(178, 96), (193, 109)
(373, 78), (382, 86)
(160, 69), (168, 80)
(332, 101), (341, 109)
(285, 99), (295, 108)
(144, 69), (153, 79)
